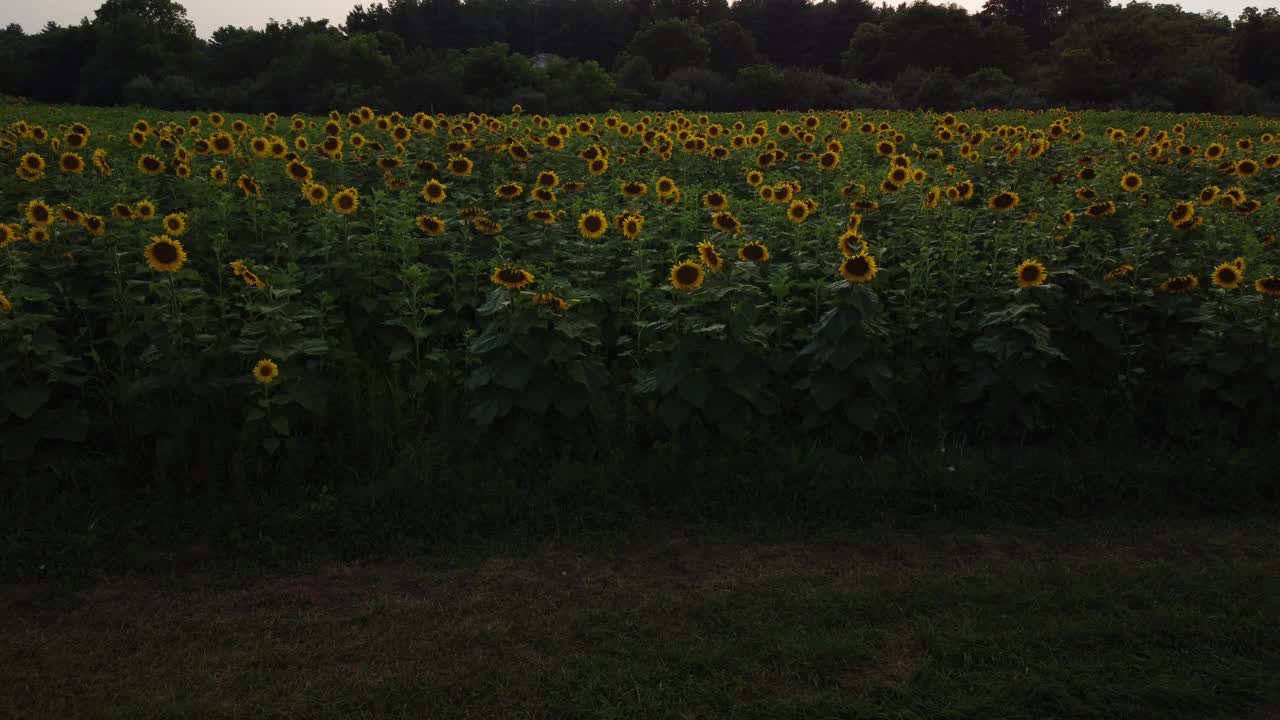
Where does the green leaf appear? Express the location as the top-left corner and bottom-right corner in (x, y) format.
(6, 385), (50, 420)
(272, 416), (291, 437)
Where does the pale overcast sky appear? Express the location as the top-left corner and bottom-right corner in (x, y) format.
(3, 0), (1278, 38)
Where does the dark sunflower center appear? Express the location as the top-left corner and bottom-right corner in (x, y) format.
(498, 269), (524, 284)
(585, 217), (603, 232)
(848, 257), (870, 275)
(675, 265), (699, 285)
(626, 221), (638, 233)
(428, 185), (442, 197)
(290, 164), (307, 177)
(1021, 266), (1040, 281)
(339, 195), (354, 208)
(1218, 268), (1238, 283)
(152, 242), (178, 264)
(33, 207), (49, 222)
(1262, 279), (1280, 293)
(742, 245), (763, 260)
(1172, 205), (1191, 221)
(996, 194), (1013, 207)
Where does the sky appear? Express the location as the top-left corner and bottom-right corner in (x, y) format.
(4, 0), (1279, 38)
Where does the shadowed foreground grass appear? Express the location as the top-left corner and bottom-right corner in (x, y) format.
(3, 519), (1279, 719)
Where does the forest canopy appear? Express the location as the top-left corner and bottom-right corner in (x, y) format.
(2, 0), (1279, 114)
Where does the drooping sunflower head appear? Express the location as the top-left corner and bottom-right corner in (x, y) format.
(1016, 259), (1047, 288)
(738, 240), (769, 263)
(669, 260), (705, 291)
(1199, 185), (1221, 205)
(253, 358), (280, 385)
(697, 240), (724, 273)
(1255, 276), (1280, 297)
(838, 230), (868, 258)
(526, 209), (556, 224)
(1212, 263), (1242, 290)
(416, 215), (445, 236)
(712, 211), (742, 234)
(144, 235), (187, 273)
(988, 191), (1019, 211)
(1167, 201), (1195, 225)
(578, 209), (608, 239)
(448, 155), (474, 176)
(839, 254), (878, 284)
(491, 266), (535, 290)
(1160, 274), (1199, 294)
(495, 182), (524, 200)
(1087, 200), (1117, 218)
(1104, 264), (1135, 282)
(80, 214), (105, 236)
(620, 181), (647, 198)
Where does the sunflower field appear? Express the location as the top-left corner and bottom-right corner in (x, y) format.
(2, 99), (1280, 487)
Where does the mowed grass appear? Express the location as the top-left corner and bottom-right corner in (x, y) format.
(3, 519), (1279, 720)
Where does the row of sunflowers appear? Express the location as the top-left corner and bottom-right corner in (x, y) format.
(2, 101), (1279, 477)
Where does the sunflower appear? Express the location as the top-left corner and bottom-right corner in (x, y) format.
(283, 159), (312, 184)
(162, 212), (189, 236)
(621, 214), (644, 240)
(1212, 263), (1242, 290)
(24, 200), (54, 227)
(253, 359), (280, 385)
(20, 152), (46, 174)
(137, 154), (165, 176)
(655, 176), (676, 195)
(1255, 276), (1280, 297)
(1173, 215), (1204, 231)
(415, 215), (446, 236)
(472, 217), (503, 235)
(332, 188), (359, 215)
(27, 227), (48, 243)
(838, 231), (868, 258)
(711, 211), (742, 234)
(80, 214), (105, 236)
(839, 254), (878, 283)
(144, 235), (187, 272)
(447, 155), (473, 177)
(670, 260), (705, 291)
(578, 210), (607, 239)
(533, 293), (570, 311)
(738, 240), (769, 263)
(112, 203), (134, 220)
(1016, 259), (1047, 288)
(0, 290), (10, 313)
(1160, 275), (1199, 294)
(988, 191), (1019, 211)
(1075, 186), (1098, 203)
(1167, 201), (1195, 225)
(226, 170), (258, 195)
(421, 178), (448, 204)
(532, 187), (557, 203)
(535, 170), (560, 189)
(58, 152), (84, 174)
(1059, 210), (1076, 228)
(1120, 173), (1143, 192)
(1199, 186), (1221, 205)
(491, 266), (535, 290)
(746, 170), (764, 187)
(526, 209), (556, 224)
(0, 225), (14, 249)
(495, 182), (524, 199)
(1104, 264), (1135, 281)
(697, 240), (724, 272)
(702, 191), (728, 211)
(1086, 201), (1117, 219)
(787, 200), (810, 224)
(132, 199), (156, 221)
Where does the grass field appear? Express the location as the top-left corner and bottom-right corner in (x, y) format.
(4, 518), (1279, 719)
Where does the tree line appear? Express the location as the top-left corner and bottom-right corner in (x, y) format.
(2, 0), (1280, 114)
